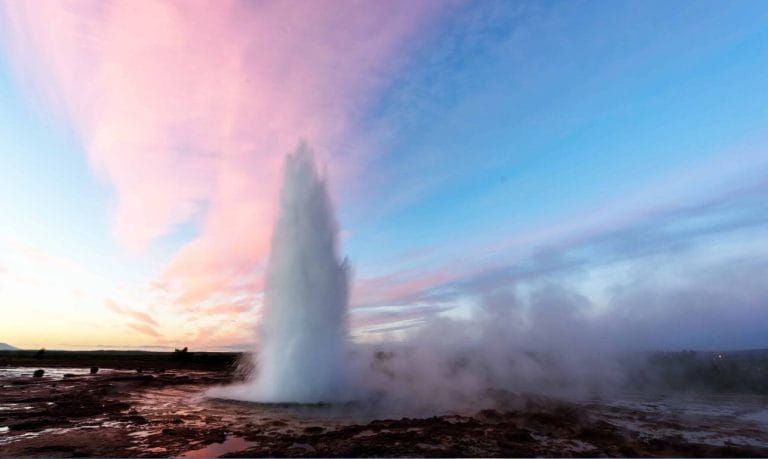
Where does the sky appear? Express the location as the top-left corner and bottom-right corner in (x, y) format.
(0, 0), (766, 351)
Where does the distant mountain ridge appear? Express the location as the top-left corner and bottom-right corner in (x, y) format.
(0, 342), (19, 350)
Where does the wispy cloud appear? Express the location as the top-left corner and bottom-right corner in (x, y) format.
(353, 177), (768, 347)
(0, 0), (450, 319)
(127, 322), (161, 339)
(104, 298), (158, 328)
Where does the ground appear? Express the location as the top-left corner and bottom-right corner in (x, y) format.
(1, 354), (767, 457)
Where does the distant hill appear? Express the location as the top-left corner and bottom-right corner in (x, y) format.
(0, 342), (19, 350)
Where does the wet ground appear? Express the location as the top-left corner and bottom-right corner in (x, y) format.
(1, 366), (768, 457)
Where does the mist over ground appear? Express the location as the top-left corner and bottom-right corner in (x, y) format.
(227, 245), (768, 413)
(277, 180), (765, 413)
(210, 171), (768, 412)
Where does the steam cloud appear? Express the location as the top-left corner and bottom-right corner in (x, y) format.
(213, 143), (350, 403)
(211, 144), (767, 413)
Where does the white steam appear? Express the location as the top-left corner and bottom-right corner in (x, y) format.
(214, 143), (349, 403)
(210, 142), (767, 412)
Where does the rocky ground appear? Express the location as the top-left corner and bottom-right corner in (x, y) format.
(1, 365), (768, 457)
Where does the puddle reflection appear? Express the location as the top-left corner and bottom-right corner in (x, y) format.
(177, 436), (255, 458)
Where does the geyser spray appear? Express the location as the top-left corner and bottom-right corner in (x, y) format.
(230, 142), (350, 403)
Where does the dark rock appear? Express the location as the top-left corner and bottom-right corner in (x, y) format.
(126, 415), (148, 425)
(9, 416), (69, 431)
(33, 369), (44, 378)
(203, 430), (227, 444)
(90, 367), (99, 374)
(63, 373), (77, 378)
(478, 408), (503, 420)
(287, 442), (316, 455)
(105, 374), (155, 383)
(506, 428), (535, 443)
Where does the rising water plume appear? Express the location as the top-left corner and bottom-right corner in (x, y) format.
(215, 142), (350, 403)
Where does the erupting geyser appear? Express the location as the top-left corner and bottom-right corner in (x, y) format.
(223, 143), (350, 403)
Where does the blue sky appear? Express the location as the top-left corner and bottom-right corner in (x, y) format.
(0, 0), (766, 350)
(347, 1), (768, 264)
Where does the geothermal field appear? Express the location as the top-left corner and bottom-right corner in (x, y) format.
(1, 146), (768, 457)
(2, 350), (768, 456)
(2, 1), (768, 458)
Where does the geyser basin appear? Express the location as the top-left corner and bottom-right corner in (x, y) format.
(213, 142), (349, 404)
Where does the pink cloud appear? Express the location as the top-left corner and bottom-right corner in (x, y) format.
(199, 300), (254, 316)
(105, 298), (158, 327)
(354, 269), (460, 307)
(1, 1), (449, 313)
(127, 322), (161, 338)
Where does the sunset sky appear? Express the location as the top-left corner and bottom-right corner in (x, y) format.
(1, 1), (767, 351)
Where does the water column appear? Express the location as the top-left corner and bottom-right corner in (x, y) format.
(253, 142), (349, 403)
